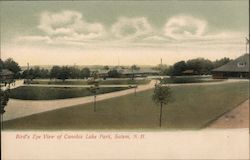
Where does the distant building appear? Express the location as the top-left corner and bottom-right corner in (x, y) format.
(91, 67), (160, 79)
(0, 69), (14, 82)
(182, 70), (198, 75)
(119, 68), (160, 77)
(212, 54), (249, 79)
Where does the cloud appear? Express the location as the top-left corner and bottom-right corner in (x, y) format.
(111, 17), (154, 39)
(164, 15), (207, 40)
(38, 10), (106, 41)
(15, 12), (246, 48)
(16, 36), (51, 42)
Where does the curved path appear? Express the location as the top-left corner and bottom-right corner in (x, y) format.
(3, 79), (248, 121)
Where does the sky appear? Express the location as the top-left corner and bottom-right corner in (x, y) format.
(0, 0), (249, 66)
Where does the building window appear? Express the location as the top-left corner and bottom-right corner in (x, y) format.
(237, 62), (246, 68)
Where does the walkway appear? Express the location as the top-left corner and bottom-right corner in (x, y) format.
(208, 99), (249, 129)
(3, 79), (248, 122)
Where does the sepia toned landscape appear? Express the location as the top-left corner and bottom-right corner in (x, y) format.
(0, 0), (249, 131)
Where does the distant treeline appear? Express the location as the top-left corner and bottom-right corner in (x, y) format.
(154, 57), (231, 76)
(0, 57), (231, 80)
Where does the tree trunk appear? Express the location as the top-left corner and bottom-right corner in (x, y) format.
(0, 114), (2, 153)
(159, 103), (163, 127)
(94, 95), (96, 112)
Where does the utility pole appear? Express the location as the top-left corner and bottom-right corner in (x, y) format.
(246, 37), (249, 54)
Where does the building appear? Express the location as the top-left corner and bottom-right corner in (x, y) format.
(0, 69), (14, 82)
(181, 70), (198, 76)
(119, 68), (160, 77)
(212, 54), (249, 79)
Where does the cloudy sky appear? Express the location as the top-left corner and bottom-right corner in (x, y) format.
(0, 0), (249, 66)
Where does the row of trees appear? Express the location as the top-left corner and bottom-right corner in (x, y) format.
(22, 66), (91, 81)
(156, 57), (231, 76)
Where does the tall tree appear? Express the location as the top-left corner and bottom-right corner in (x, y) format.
(3, 58), (21, 78)
(152, 84), (172, 127)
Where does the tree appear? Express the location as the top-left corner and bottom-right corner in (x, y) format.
(50, 66), (61, 79)
(213, 57), (231, 68)
(0, 59), (4, 71)
(171, 61), (187, 76)
(40, 68), (50, 78)
(186, 58), (213, 75)
(131, 65), (140, 80)
(87, 82), (100, 112)
(33, 67), (41, 79)
(80, 67), (90, 79)
(3, 58), (21, 78)
(152, 84), (172, 127)
(108, 69), (120, 78)
(0, 89), (10, 115)
(0, 89), (10, 129)
(58, 66), (70, 81)
(103, 65), (109, 70)
(69, 67), (80, 79)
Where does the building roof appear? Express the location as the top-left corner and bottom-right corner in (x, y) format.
(182, 70), (194, 74)
(120, 68), (160, 75)
(212, 54), (249, 72)
(0, 69), (14, 76)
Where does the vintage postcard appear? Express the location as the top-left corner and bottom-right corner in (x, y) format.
(0, 0), (249, 159)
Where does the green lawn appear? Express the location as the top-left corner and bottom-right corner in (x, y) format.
(30, 79), (150, 85)
(10, 86), (131, 100)
(4, 82), (249, 130)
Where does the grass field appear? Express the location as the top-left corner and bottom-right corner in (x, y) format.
(30, 79), (150, 85)
(10, 86), (131, 100)
(4, 82), (249, 130)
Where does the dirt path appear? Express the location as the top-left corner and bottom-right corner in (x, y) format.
(208, 99), (249, 129)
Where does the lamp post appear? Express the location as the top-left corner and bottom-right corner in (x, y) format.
(246, 37), (249, 54)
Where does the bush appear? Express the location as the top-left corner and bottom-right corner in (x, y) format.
(10, 86), (131, 100)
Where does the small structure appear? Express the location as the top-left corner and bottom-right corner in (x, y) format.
(182, 70), (198, 75)
(212, 54), (249, 79)
(120, 68), (160, 78)
(0, 69), (14, 82)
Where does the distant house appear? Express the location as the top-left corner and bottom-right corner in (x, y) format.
(119, 68), (160, 77)
(212, 54), (249, 79)
(91, 67), (160, 79)
(0, 69), (14, 81)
